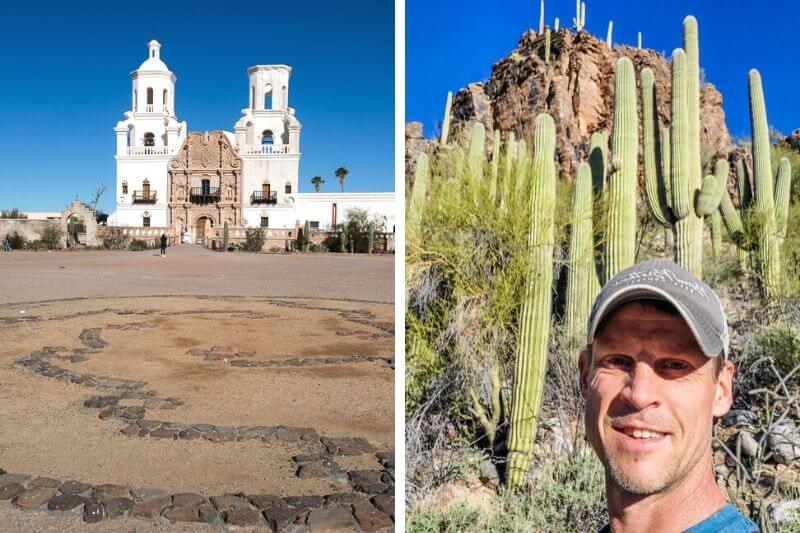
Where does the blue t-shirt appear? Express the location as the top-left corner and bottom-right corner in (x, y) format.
(599, 504), (759, 532)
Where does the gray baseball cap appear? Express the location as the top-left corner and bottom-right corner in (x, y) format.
(587, 258), (729, 360)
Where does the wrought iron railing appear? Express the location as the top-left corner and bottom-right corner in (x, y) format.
(190, 187), (220, 204)
(132, 191), (157, 203)
(251, 191), (278, 205)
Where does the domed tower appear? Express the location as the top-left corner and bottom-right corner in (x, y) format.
(111, 40), (186, 228)
(234, 65), (302, 229)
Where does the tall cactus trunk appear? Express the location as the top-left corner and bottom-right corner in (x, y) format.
(749, 69), (780, 298)
(507, 114), (556, 491)
(683, 16), (704, 278)
(565, 162), (597, 338)
(440, 92), (452, 146)
(604, 57), (637, 281)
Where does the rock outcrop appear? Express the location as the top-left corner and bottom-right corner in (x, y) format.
(409, 28), (733, 182)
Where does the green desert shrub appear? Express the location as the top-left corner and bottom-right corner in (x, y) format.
(37, 222), (64, 250)
(1, 208), (26, 219)
(243, 228), (265, 252)
(128, 239), (148, 251)
(7, 231), (27, 250)
(344, 207), (386, 253)
(99, 227), (127, 249)
(408, 502), (482, 533)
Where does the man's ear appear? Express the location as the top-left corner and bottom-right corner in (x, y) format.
(712, 360), (735, 418)
(578, 348), (591, 399)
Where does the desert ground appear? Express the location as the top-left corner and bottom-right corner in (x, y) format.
(0, 246), (395, 531)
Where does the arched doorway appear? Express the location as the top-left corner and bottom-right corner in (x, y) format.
(195, 216), (214, 244)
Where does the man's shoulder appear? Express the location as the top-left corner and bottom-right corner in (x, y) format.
(598, 504), (758, 533)
(684, 504), (758, 533)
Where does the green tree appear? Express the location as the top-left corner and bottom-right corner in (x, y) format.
(334, 166), (349, 192)
(311, 176), (325, 192)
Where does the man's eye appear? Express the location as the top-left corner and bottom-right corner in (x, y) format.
(660, 360), (690, 371)
(604, 356), (630, 368)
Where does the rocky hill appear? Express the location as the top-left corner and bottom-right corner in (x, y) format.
(407, 27), (733, 182)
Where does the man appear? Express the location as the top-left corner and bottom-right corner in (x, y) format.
(3, 234), (10, 252)
(579, 259), (758, 532)
(160, 232), (167, 257)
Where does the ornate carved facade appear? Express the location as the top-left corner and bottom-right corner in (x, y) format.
(167, 131), (243, 235)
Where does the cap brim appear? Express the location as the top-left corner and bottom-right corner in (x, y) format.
(587, 284), (725, 359)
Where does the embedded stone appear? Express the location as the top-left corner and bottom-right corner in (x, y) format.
(120, 423), (140, 437)
(59, 480), (92, 495)
(297, 461), (334, 479)
(371, 494), (394, 518)
(224, 507), (263, 526)
(93, 484), (132, 501)
(285, 495), (324, 512)
(143, 398), (161, 409)
(149, 427), (180, 439)
(0, 483), (25, 500)
(83, 498), (105, 523)
(197, 501), (219, 523)
(203, 429), (237, 443)
(13, 487), (55, 509)
(353, 501), (393, 531)
(348, 470), (384, 486)
(178, 428), (202, 440)
(130, 495), (172, 518)
(29, 476), (60, 488)
(238, 426), (274, 440)
(0, 473), (30, 486)
(119, 406), (146, 419)
(191, 424), (217, 432)
(357, 483), (389, 494)
(131, 487), (168, 502)
(163, 504), (201, 522)
(305, 505), (358, 530)
(137, 419), (163, 431)
(325, 493), (369, 506)
(172, 492), (207, 507)
(102, 497), (133, 518)
(48, 493), (85, 512)
(375, 451), (394, 469)
(210, 494), (251, 511)
(249, 494), (287, 509)
(263, 506), (299, 531)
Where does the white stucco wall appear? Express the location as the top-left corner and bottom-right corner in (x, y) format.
(294, 193), (395, 231)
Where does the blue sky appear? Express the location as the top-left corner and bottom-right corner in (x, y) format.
(0, 0), (393, 213)
(408, 0), (800, 144)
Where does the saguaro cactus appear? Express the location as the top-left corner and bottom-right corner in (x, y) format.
(507, 113), (556, 491)
(440, 92), (452, 146)
(339, 223), (348, 253)
(606, 20), (613, 48)
(566, 162), (599, 337)
(367, 222), (375, 254)
(468, 122), (486, 187)
(589, 131), (608, 194)
(684, 16), (704, 277)
(749, 69), (780, 297)
(408, 153), (429, 238)
(605, 57), (637, 281)
(539, 0), (545, 33)
(222, 221), (229, 252)
(776, 157), (792, 246)
(545, 28), (551, 64)
(641, 67), (671, 227)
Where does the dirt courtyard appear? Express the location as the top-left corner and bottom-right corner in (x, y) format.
(0, 246), (395, 530)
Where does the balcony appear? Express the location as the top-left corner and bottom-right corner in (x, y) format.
(251, 191), (278, 205)
(238, 144), (293, 155)
(124, 146), (175, 156)
(190, 187), (220, 204)
(132, 191), (157, 204)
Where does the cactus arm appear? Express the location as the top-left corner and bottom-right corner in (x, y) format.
(660, 126), (672, 199)
(736, 158), (752, 208)
(719, 189), (745, 236)
(775, 156), (791, 243)
(696, 160), (729, 216)
(589, 132), (608, 195)
(545, 28), (551, 64)
(539, 0), (545, 34)
(641, 67), (671, 226)
(605, 57), (637, 281)
(670, 50), (690, 219)
(606, 20), (613, 48)
(709, 211), (722, 259)
(554, 18), (559, 31)
(507, 114), (556, 491)
(565, 162), (596, 338)
(468, 122), (486, 190)
(490, 129), (501, 204)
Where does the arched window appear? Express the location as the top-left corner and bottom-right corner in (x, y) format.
(146, 88), (153, 105)
(122, 181), (128, 194)
(143, 132), (155, 147)
(282, 85), (287, 107)
(264, 84), (273, 109)
(261, 130), (273, 145)
(251, 87), (255, 109)
(285, 182), (292, 194)
(162, 89), (168, 106)
(245, 121), (253, 146)
(127, 126), (134, 147)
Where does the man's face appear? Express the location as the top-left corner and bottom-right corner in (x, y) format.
(579, 301), (734, 495)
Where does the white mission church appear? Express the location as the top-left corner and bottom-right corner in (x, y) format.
(108, 40), (394, 243)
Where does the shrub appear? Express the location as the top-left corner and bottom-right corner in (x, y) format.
(7, 231), (27, 250)
(98, 227), (127, 249)
(37, 222), (64, 250)
(344, 207), (386, 253)
(243, 228), (265, 252)
(1, 208), (26, 219)
(129, 239), (148, 251)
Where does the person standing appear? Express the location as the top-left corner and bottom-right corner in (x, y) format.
(3, 234), (11, 252)
(160, 232), (167, 257)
